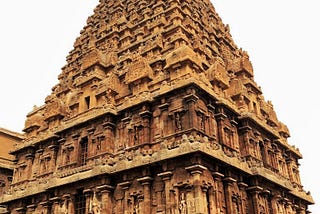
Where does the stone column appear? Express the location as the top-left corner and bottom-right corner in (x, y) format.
(159, 101), (169, 137)
(25, 153), (34, 180)
(158, 171), (173, 213)
(212, 171), (224, 213)
(263, 139), (271, 165)
(297, 207), (307, 214)
(49, 197), (60, 214)
(285, 200), (294, 214)
(183, 90), (199, 129)
(38, 202), (50, 214)
(14, 207), (26, 214)
(201, 183), (212, 214)
(223, 176), (237, 214)
(152, 176), (165, 212)
(139, 110), (152, 144)
(238, 182), (249, 214)
(286, 158), (294, 182)
(270, 194), (281, 214)
(261, 190), (272, 214)
(247, 186), (263, 214)
(97, 185), (114, 214)
(69, 194), (75, 214)
(103, 120), (116, 153)
(185, 165), (207, 214)
(118, 181), (131, 214)
(84, 189), (93, 214)
(62, 194), (73, 213)
(26, 204), (36, 214)
(137, 176), (153, 214)
(48, 144), (59, 172)
(207, 103), (217, 138)
(215, 108), (227, 146)
(206, 186), (215, 214)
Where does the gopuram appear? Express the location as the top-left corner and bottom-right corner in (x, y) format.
(0, 0), (314, 213)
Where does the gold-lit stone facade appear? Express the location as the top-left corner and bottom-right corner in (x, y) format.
(0, 0), (313, 213)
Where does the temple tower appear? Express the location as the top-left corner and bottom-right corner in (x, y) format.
(0, 0), (313, 213)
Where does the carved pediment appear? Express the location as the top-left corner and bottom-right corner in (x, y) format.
(67, 89), (81, 107)
(23, 109), (45, 133)
(81, 49), (117, 71)
(73, 68), (106, 87)
(23, 106), (45, 133)
(260, 101), (278, 127)
(44, 95), (67, 122)
(96, 72), (120, 96)
(278, 122), (290, 138)
(228, 54), (254, 77)
(206, 60), (230, 89)
(125, 59), (153, 84)
(164, 45), (202, 70)
(228, 79), (247, 98)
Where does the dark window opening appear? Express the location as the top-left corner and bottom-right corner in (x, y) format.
(259, 142), (267, 165)
(79, 137), (88, 166)
(253, 102), (257, 113)
(85, 96), (90, 110)
(75, 189), (86, 214)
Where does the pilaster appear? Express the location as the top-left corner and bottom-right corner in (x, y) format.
(39, 201), (51, 214)
(14, 207), (26, 214)
(185, 164), (207, 214)
(183, 90), (199, 129)
(158, 171), (173, 213)
(137, 176), (153, 214)
(212, 171), (224, 213)
(97, 185), (114, 214)
(139, 109), (152, 144)
(62, 193), (73, 213)
(84, 189), (93, 214)
(223, 176), (237, 214)
(118, 181), (131, 214)
(247, 185), (263, 214)
(26, 204), (36, 214)
(238, 181), (249, 214)
(49, 197), (60, 214)
(103, 120), (116, 153)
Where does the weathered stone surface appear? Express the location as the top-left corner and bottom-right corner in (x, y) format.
(0, 128), (23, 213)
(0, 0), (313, 213)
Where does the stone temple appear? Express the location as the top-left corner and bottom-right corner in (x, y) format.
(0, 0), (314, 213)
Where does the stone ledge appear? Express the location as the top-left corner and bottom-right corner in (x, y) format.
(1, 135), (312, 204)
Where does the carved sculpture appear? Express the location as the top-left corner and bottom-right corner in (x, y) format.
(0, 0), (313, 213)
(90, 192), (101, 214)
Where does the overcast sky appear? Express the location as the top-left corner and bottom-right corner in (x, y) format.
(0, 0), (318, 212)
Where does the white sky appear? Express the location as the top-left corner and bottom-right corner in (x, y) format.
(0, 0), (318, 212)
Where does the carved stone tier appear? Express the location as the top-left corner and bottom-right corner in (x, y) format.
(1, 0), (313, 213)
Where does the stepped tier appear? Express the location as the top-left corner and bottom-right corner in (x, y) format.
(0, 0), (313, 213)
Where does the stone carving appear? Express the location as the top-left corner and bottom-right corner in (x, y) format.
(174, 112), (183, 131)
(60, 199), (68, 214)
(206, 59), (230, 89)
(81, 49), (107, 71)
(125, 58), (153, 84)
(179, 192), (187, 214)
(44, 94), (68, 122)
(23, 109), (45, 133)
(89, 192), (101, 214)
(2, 0), (313, 213)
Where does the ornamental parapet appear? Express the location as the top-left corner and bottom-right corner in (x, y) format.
(12, 106), (117, 153)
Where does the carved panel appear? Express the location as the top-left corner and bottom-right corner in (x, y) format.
(125, 59), (153, 84)
(206, 60), (230, 89)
